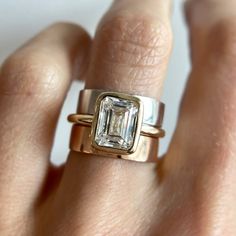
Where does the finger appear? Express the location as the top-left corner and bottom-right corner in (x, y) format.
(162, 1), (236, 231)
(86, 0), (172, 98)
(0, 23), (90, 226)
(54, 0), (173, 234)
(172, 0), (236, 166)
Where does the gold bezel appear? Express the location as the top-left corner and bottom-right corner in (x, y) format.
(91, 92), (144, 155)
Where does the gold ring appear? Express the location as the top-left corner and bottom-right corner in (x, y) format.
(70, 125), (159, 162)
(68, 90), (166, 162)
(68, 114), (165, 139)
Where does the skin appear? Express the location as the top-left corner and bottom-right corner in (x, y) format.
(0, 0), (236, 235)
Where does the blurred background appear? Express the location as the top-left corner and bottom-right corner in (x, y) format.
(0, 0), (190, 164)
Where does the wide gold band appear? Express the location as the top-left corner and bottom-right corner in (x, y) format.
(68, 114), (165, 139)
(68, 89), (166, 162)
(70, 125), (159, 162)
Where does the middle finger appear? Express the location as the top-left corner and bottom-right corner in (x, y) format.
(53, 0), (173, 234)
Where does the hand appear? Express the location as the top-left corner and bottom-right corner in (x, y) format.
(0, 0), (236, 235)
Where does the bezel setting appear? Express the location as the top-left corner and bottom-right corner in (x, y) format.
(91, 92), (143, 155)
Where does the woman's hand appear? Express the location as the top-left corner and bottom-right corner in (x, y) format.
(0, 0), (236, 235)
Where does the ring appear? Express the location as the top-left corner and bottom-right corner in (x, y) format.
(68, 89), (165, 162)
(68, 114), (165, 139)
(78, 89), (165, 127)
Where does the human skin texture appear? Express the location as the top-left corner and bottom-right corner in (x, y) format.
(0, 0), (236, 235)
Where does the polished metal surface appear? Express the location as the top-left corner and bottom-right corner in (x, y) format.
(68, 114), (166, 139)
(70, 125), (159, 162)
(77, 89), (165, 127)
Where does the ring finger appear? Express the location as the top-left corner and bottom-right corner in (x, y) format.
(51, 0), (173, 235)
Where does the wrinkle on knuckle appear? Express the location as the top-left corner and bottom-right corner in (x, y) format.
(98, 14), (172, 66)
(0, 51), (65, 102)
(94, 13), (172, 88)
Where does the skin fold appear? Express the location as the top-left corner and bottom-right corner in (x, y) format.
(0, 0), (236, 235)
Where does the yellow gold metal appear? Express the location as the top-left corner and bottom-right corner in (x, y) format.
(70, 125), (159, 162)
(68, 114), (165, 139)
(90, 92), (144, 155)
(68, 114), (93, 127)
(68, 89), (166, 162)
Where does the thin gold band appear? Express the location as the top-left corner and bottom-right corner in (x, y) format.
(68, 114), (165, 139)
(70, 125), (159, 162)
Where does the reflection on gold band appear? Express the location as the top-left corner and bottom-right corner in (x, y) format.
(68, 114), (165, 139)
(70, 125), (159, 162)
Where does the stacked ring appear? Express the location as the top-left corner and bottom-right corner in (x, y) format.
(68, 114), (165, 139)
(68, 89), (165, 162)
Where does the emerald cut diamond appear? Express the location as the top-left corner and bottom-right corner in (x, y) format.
(93, 95), (140, 152)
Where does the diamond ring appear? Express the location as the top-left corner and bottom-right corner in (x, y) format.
(68, 114), (165, 139)
(68, 90), (165, 162)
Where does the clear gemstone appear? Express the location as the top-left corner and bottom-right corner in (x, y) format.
(94, 96), (139, 151)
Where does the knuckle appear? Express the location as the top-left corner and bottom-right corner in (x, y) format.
(0, 50), (64, 101)
(98, 13), (172, 63)
(207, 18), (236, 59)
(48, 21), (84, 33)
(94, 13), (172, 88)
(202, 18), (236, 93)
